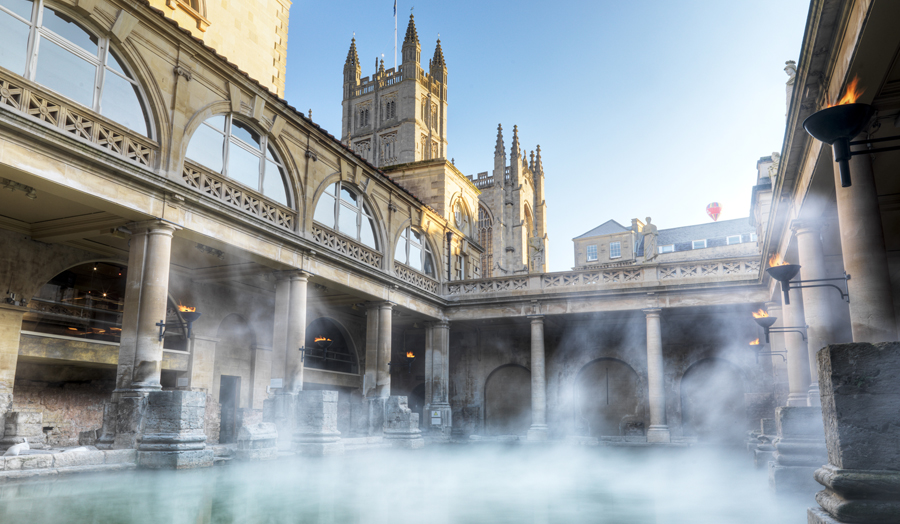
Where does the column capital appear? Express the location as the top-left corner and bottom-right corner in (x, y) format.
(527, 315), (544, 323)
(432, 320), (450, 329)
(765, 301), (782, 312)
(127, 218), (182, 234)
(790, 218), (825, 235)
(643, 308), (662, 317)
(272, 269), (311, 281)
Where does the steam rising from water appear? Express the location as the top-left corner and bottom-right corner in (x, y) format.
(0, 446), (809, 524)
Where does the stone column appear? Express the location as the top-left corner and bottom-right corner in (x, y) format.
(644, 309), (670, 443)
(793, 221), (836, 406)
(0, 303), (27, 442)
(765, 301), (790, 405)
(137, 390), (213, 469)
(375, 302), (393, 398)
(428, 321), (452, 440)
(808, 342), (900, 524)
(782, 285), (811, 407)
(526, 315), (548, 441)
(130, 221), (179, 389)
(269, 273), (291, 388)
(833, 145), (897, 342)
(284, 271), (308, 393)
(364, 302), (392, 435)
(423, 322), (434, 421)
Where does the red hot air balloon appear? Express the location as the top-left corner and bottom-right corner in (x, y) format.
(706, 202), (722, 222)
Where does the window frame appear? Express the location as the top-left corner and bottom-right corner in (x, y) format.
(394, 226), (436, 278)
(185, 113), (291, 206)
(0, 0), (153, 137)
(609, 241), (622, 259)
(692, 239), (707, 249)
(726, 235), (742, 245)
(313, 181), (379, 249)
(658, 244), (675, 254)
(586, 244), (598, 262)
(750, 233), (758, 242)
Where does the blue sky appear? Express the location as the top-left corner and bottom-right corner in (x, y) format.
(285, 1), (811, 271)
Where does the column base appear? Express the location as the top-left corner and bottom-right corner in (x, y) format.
(646, 425), (671, 443)
(808, 383), (822, 407)
(768, 462), (821, 496)
(807, 507), (841, 524)
(787, 393), (810, 407)
(138, 449), (213, 469)
(526, 424), (549, 441)
(294, 440), (345, 456)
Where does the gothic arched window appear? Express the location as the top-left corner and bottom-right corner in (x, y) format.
(454, 200), (470, 236)
(0, 1), (151, 135)
(186, 115), (290, 205)
(313, 182), (378, 249)
(395, 227), (435, 277)
(478, 206), (493, 278)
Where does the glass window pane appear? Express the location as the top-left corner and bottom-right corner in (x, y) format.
(263, 160), (287, 205)
(0, 10), (29, 76)
(313, 193), (335, 227)
(324, 182), (337, 196)
(227, 142), (262, 190)
(423, 253), (435, 277)
(186, 123), (225, 172)
(230, 120), (260, 149)
(266, 145), (276, 161)
(412, 230), (422, 244)
(409, 244), (422, 271)
(41, 6), (97, 55)
(34, 38), (96, 107)
(1, 0), (34, 20)
(394, 235), (407, 264)
(340, 187), (357, 205)
(105, 49), (130, 78)
(100, 70), (147, 135)
(360, 216), (377, 249)
(206, 115), (226, 132)
(338, 203), (357, 237)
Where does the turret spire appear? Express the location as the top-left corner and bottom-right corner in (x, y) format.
(529, 150), (535, 172)
(432, 38), (445, 67)
(535, 145), (544, 176)
(510, 125), (521, 159)
(404, 14), (419, 46)
(495, 124), (505, 158)
(401, 14), (421, 65)
(345, 38), (359, 66)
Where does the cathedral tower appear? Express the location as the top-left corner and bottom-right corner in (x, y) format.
(341, 15), (448, 167)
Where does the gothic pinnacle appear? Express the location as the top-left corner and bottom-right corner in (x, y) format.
(530, 150), (535, 171)
(494, 124), (505, 158)
(345, 38), (359, 66)
(404, 14), (419, 45)
(432, 38), (445, 67)
(511, 125), (521, 158)
(535, 144), (544, 175)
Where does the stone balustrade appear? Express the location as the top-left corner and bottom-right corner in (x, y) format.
(0, 70), (156, 168)
(311, 223), (383, 270)
(393, 261), (439, 294)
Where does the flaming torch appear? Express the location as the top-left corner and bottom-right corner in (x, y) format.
(752, 309), (777, 343)
(803, 76), (874, 187)
(158, 304), (202, 341)
(765, 254), (801, 305)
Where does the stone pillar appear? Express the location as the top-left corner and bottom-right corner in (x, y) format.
(384, 396), (424, 449)
(375, 302), (393, 398)
(793, 220), (836, 406)
(767, 406), (828, 496)
(527, 315), (548, 441)
(363, 302), (392, 436)
(292, 390), (343, 456)
(833, 145), (897, 342)
(782, 285), (811, 407)
(363, 302), (380, 399)
(423, 322), (434, 424)
(765, 302), (790, 406)
(808, 341), (900, 524)
(284, 271), (309, 393)
(0, 303), (26, 442)
(427, 321), (452, 440)
(249, 345), (272, 410)
(137, 390), (213, 469)
(644, 309), (670, 443)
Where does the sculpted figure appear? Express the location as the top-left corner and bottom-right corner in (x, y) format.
(643, 217), (659, 261)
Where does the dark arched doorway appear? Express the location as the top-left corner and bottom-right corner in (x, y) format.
(484, 364), (531, 436)
(681, 358), (747, 443)
(574, 358), (643, 437)
(305, 318), (359, 374)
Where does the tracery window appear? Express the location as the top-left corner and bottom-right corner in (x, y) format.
(186, 114), (290, 205)
(394, 226), (435, 277)
(478, 206), (492, 278)
(0, 0), (150, 135)
(383, 99), (396, 120)
(454, 200), (470, 236)
(313, 181), (378, 249)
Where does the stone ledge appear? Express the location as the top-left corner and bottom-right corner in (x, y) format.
(0, 463), (135, 481)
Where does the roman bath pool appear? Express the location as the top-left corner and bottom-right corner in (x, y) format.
(0, 445), (810, 523)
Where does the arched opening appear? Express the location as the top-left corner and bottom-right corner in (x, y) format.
(478, 205), (493, 278)
(0, 1), (151, 136)
(313, 181), (378, 249)
(680, 358), (747, 443)
(185, 114), (291, 206)
(214, 314), (256, 444)
(304, 317), (359, 374)
(574, 358), (643, 437)
(484, 364), (531, 436)
(453, 198), (471, 237)
(394, 226), (436, 277)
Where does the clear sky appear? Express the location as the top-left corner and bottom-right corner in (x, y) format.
(285, 1), (811, 272)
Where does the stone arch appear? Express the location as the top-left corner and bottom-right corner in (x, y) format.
(680, 357), (747, 443)
(309, 175), (387, 261)
(573, 358), (644, 437)
(389, 217), (442, 280)
(303, 316), (360, 375)
(484, 364), (531, 436)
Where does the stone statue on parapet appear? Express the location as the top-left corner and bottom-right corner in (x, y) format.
(643, 217), (658, 262)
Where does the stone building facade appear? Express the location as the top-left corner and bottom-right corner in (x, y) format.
(0, 0), (897, 462)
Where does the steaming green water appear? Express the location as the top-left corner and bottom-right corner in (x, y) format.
(0, 446), (809, 524)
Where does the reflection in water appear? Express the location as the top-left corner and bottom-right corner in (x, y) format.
(0, 446), (809, 524)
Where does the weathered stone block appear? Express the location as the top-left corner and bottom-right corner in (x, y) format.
(367, 397), (385, 436)
(776, 406), (825, 439)
(769, 406), (828, 496)
(384, 396), (424, 450)
(137, 390), (212, 469)
(263, 393), (295, 450)
(761, 418), (777, 435)
(137, 450), (213, 469)
(293, 390), (343, 456)
(236, 422), (277, 461)
(53, 449), (104, 468)
(103, 449), (137, 464)
(4, 454), (53, 471)
(1, 411), (47, 449)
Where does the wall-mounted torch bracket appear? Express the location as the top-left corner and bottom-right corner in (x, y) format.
(781, 273), (850, 305)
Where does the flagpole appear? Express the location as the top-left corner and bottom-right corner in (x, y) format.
(394, 1), (398, 70)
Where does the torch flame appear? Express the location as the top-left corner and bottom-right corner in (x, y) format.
(177, 304), (196, 313)
(749, 338), (760, 346)
(314, 337), (331, 343)
(406, 351), (415, 358)
(752, 309), (769, 319)
(828, 76), (865, 107)
(768, 253), (789, 267)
